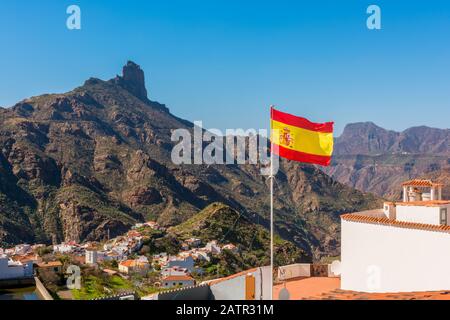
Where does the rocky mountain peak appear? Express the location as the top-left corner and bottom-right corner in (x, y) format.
(335, 122), (449, 156)
(341, 122), (387, 136)
(114, 61), (148, 101)
(0, 62), (381, 259)
(335, 122), (398, 156)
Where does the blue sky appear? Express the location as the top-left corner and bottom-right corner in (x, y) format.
(1, 1), (449, 135)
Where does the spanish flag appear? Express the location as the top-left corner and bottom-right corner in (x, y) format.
(270, 107), (334, 166)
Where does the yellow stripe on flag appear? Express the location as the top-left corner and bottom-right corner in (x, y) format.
(271, 120), (333, 157)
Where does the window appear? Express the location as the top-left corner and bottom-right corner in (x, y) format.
(440, 208), (447, 225)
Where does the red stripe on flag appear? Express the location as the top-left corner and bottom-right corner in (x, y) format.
(271, 107), (334, 133)
(272, 143), (332, 166)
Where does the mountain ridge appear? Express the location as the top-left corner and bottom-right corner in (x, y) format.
(326, 122), (449, 199)
(0, 61), (380, 261)
(335, 122), (449, 156)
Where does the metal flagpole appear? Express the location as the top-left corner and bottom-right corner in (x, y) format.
(270, 150), (274, 300)
(269, 105), (274, 301)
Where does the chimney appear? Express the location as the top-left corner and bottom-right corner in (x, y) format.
(384, 202), (396, 220)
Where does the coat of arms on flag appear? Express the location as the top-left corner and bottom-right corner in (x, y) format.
(279, 127), (294, 148)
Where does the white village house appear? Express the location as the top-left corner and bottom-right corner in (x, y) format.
(53, 243), (75, 254)
(205, 240), (221, 255)
(186, 238), (202, 248)
(0, 255), (34, 280)
(85, 249), (98, 265)
(341, 179), (450, 293)
(118, 257), (150, 275)
(161, 266), (190, 277)
(167, 255), (195, 272)
(13, 244), (31, 255)
(161, 275), (195, 289)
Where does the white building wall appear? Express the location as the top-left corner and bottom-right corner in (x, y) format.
(209, 266), (271, 300)
(277, 263), (311, 281)
(210, 275), (246, 300)
(161, 267), (188, 277)
(0, 256), (32, 279)
(341, 219), (450, 293)
(260, 265), (272, 300)
(53, 244), (73, 253)
(23, 261), (33, 277)
(396, 206), (444, 225)
(168, 256), (194, 272)
(118, 265), (129, 273)
(85, 250), (98, 264)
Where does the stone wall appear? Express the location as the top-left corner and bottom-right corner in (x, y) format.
(34, 277), (53, 300)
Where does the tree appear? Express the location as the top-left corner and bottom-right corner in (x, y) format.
(38, 268), (62, 293)
(111, 260), (118, 268)
(37, 246), (52, 257)
(140, 245), (151, 256)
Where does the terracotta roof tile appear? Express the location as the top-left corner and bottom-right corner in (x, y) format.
(275, 278), (450, 300)
(396, 200), (450, 207)
(119, 260), (136, 267)
(38, 261), (62, 268)
(163, 275), (194, 281)
(341, 213), (450, 233)
(402, 179), (444, 187)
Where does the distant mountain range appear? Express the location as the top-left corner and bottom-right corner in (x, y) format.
(334, 122), (449, 156)
(0, 61), (380, 261)
(324, 122), (449, 199)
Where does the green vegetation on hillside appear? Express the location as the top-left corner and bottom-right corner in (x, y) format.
(170, 202), (308, 272)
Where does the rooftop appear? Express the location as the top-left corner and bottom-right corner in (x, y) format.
(341, 213), (450, 234)
(37, 261), (62, 268)
(274, 277), (340, 300)
(102, 268), (118, 275)
(274, 277), (450, 300)
(394, 200), (450, 207)
(11, 253), (39, 263)
(163, 275), (194, 281)
(402, 179), (444, 187)
(119, 260), (136, 267)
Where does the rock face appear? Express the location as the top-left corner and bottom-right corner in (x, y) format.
(334, 122), (399, 156)
(0, 61), (379, 260)
(324, 123), (450, 199)
(335, 122), (449, 156)
(114, 61), (148, 101)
